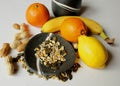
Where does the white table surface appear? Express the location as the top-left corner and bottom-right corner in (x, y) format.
(0, 0), (120, 86)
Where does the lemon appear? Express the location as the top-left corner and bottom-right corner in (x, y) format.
(78, 35), (108, 69)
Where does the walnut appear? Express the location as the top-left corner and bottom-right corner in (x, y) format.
(0, 43), (11, 57)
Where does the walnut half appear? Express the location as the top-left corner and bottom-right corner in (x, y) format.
(0, 43), (11, 58)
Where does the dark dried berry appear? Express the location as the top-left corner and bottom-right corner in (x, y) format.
(72, 63), (80, 72)
(66, 69), (72, 74)
(67, 73), (73, 80)
(65, 69), (72, 80)
(12, 58), (19, 63)
(58, 73), (68, 82)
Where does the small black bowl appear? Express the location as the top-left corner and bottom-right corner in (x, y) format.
(24, 33), (76, 76)
(52, 0), (82, 17)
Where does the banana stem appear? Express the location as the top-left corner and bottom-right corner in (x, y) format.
(100, 32), (115, 44)
(100, 31), (108, 40)
(105, 38), (115, 44)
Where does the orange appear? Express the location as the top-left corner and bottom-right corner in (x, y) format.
(60, 18), (88, 42)
(26, 3), (50, 27)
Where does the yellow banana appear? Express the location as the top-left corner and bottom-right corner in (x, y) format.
(41, 16), (70, 32)
(41, 16), (114, 44)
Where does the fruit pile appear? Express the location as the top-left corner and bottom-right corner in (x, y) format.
(41, 16), (109, 69)
(25, 2), (114, 69)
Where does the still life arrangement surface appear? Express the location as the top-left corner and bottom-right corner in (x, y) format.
(0, 0), (120, 86)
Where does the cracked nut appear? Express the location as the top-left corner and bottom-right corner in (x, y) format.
(20, 23), (29, 32)
(10, 40), (22, 49)
(17, 38), (29, 52)
(5, 56), (18, 75)
(0, 43), (11, 57)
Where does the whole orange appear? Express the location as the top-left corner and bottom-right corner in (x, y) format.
(26, 3), (50, 27)
(60, 18), (88, 42)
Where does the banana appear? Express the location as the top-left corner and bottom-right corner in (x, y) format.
(41, 16), (70, 32)
(41, 16), (114, 44)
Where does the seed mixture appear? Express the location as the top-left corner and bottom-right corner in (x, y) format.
(34, 36), (66, 70)
(14, 52), (80, 82)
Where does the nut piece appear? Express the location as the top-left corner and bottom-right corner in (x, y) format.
(10, 40), (22, 49)
(5, 56), (18, 75)
(20, 23), (29, 32)
(20, 31), (31, 39)
(5, 55), (13, 64)
(13, 23), (20, 30)
(14, 32), (21, 40)
(0, 43), (11, 57)
(17, 38), (29, 52)
(14, 32), (31, 40)
(72, 43), (78, 49)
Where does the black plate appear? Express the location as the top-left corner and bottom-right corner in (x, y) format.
(24, 33), (76, 76)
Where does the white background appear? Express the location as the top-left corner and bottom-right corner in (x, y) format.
(0, 0), (120, 86)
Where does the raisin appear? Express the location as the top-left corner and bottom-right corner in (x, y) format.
(72, 63), (80, 72)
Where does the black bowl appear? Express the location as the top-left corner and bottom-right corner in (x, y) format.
(56, 0), (82, 8)
(24, 33), (76, 76)
(52, 0), (82, 17)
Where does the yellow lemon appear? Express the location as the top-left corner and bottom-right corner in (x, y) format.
(78, 35), (108, 69)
